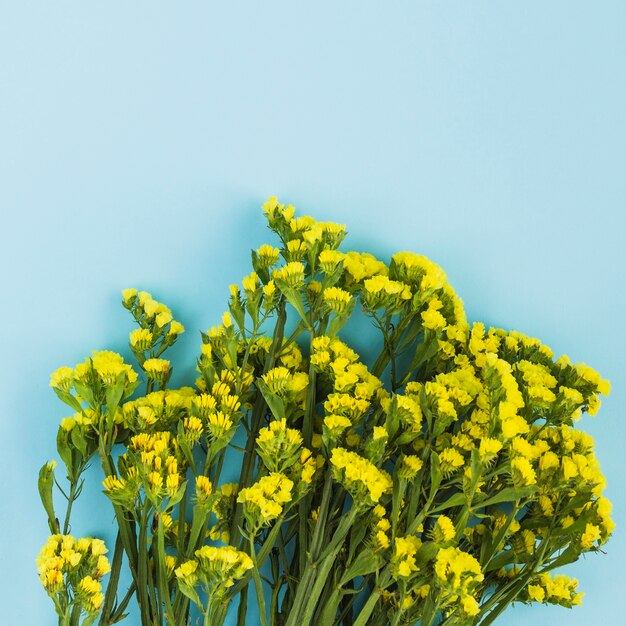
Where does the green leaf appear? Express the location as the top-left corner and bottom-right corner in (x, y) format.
(415, 541), (439, 566)
(429, 451), (442, 499)
(327, 298), (356, 337)
(53, 388), (83, 412)
(73, 379), (97, 407)
(56, 428), (74, 474)
(430, 492), (466, 513)
(543, 546), (581, 571)
(38, 462), (59, 533)
(385, 396), (400, 438)
(105, 373), (128, 419)
(476, 486), (536, 509)
(257, 379), (286, 421)
(70, 427), (88, 457)
(339, 549), (383, 585)
(275, 282), (310, 328)
(168, 481), (188, 507)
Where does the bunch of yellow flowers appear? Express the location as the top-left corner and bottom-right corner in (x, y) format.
(36, 535), (110, 625)
(37, 197), (614, 626)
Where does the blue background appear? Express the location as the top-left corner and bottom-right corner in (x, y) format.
(1, 2), (624, 624)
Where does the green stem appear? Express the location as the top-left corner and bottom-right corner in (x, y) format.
(98, 446), (147, 626)
(62, 478), (79, 535)
(236, 585), (248, 626)
(138, 500), (158, 624)
(110, 583), (136, 623)
(99, 531), (124, 625)
(352, 589), (381, 626)
(156, 511), (176, 625)
(230, 301), (287, 549)
(250, 535), (269, 626)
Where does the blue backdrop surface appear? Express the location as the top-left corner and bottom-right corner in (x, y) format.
(1, 2), (625, 625)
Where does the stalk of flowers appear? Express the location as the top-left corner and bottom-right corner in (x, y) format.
(36, 535), (110, 626)
(37, 197), (614, 626)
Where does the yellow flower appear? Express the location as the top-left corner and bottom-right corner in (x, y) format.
(392, 535), (422, 579)
(397, 455), (424, 480)
(510, 457), (537, 487)
(256, 244), (280, 267)
(144, 358), (170, 381)
(242, 272), (259, 293)
(433, 515), (456, 543)
(79, 576), (101, 595)
(122, 288), (138, 303)
(580, 523), (600, 549)
(479, 437), (503, 460)
(323, 286), (352, 315)
(50, 366), (73, 391)
(319, 249), (345, 273)
(330, 448), (392, 506)
(527, 583), (546, 602)
(130, 328), (153, 349)
(169, 321), (185, 335)
(461, 595), (480, 617)
(156, 311), (173, 328)
(273, 262), (305, 289)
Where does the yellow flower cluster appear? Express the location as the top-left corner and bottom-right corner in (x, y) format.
(187, 376), (246, 446)
(256, 418), (303, 473)
(144, 358), (171, 382)
(262, 366), (308, 398)
(51, 351), (138, 393)
(391, 535), (422, 578)
(312, 336), (381, 446)
(323, 286), (352, 315)
(39, 198), (613, 626)
(122, 387), (195, 432)
(397, 454), (424, 480)
(237, 473), (294, 528)
(106, 432), (184, 505)
(273, 261), (305, 289)
(391, 251), (448, 292)
(434, 546), (484, 617)
(175, 545), (253, 604)
(525, 573), (583, 607)
(432, 515), (456, 544)
(361, 274), (412, 312)
(37, 535), (109, 614)
(330, 448), (392, 508)
(123, 290), (185, 336)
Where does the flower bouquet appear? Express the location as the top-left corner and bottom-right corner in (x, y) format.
(37, 198), (614, 626)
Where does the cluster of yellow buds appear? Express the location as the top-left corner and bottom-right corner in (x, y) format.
(391, 535), (422, 579)
(330, 447), (392, 508)
(524, 573), (583, 607)
(189, 379), (244, 446)
(263, 196), (346, 255)
(122, 387), (195, 432)
(123, 289), (185, 338)
(38, 198), (614, 626)
(175, 545), (253, 607)
(207, 483), (239, 543)
(237, 473), (294, 529)
(37, 535), (109, 616)
(256, 418), (303, 472)
(51, 350), (138, 410)
(312, 336), (382, 450)
(118, 432), (186, 505)
(433, 546), (484, 618)
(361, 274), (412, 313)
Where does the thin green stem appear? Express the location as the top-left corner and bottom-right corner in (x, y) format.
(250, 535), (269, 626)
(99, 531), (124, 625)
(62, 478), (79, 535)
